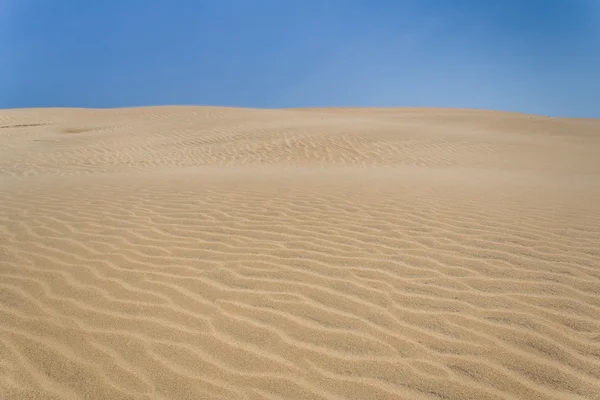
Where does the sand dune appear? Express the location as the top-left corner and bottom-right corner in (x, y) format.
(1, 106), (599, 399)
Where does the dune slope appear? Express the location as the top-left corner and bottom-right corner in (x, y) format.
(1, 106), (600, 399)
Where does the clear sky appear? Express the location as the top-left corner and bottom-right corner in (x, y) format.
(1, 0), (599, 117)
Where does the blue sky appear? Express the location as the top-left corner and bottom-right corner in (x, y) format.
(1, 0), (599, 117)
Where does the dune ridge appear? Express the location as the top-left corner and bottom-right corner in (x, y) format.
(1, 106), (599, 399)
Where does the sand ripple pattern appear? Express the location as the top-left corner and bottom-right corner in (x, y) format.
(1, 107), (600, 399)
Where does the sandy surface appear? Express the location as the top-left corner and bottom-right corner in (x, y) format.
(1, 106), (599, 400)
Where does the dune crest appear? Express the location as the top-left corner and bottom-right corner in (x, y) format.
(1, 107), (600, 399)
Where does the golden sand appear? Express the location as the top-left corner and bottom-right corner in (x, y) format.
(1, 107), (599, 399)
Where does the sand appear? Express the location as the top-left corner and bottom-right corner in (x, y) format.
(0, 106), (599, 400)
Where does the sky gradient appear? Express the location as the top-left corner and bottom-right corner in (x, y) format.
(1, 0), (599, 117)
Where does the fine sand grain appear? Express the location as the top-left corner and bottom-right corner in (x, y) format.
(1, 106), (599, 399)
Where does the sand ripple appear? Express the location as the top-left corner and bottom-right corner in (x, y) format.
(1, 107), (599, 399)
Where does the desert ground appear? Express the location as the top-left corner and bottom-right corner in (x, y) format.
(0, 106), (599, 399)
